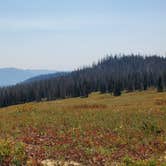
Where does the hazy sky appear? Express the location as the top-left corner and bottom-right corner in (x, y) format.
(0, 0), (165, 70)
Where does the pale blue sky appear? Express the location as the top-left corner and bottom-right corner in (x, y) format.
(0, 0), (165, 70)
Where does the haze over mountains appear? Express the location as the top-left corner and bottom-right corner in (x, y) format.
(0, 68), (57, 87)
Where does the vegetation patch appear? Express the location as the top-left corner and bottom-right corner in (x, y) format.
(73, 104), (107, 110)
(155, 98), (166, 105)
(0, 139), (27, 166)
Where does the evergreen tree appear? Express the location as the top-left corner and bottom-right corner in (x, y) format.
(157, 76), (163, 92)
(113, 81), (122, 96)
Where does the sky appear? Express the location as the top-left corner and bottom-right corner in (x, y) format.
(0, 0), (165, 70)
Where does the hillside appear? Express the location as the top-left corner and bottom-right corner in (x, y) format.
(0, 55), (166, 107)
(0, 68), (56, 87)
(0, 90), (166, 165)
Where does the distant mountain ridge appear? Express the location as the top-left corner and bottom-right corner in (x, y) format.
(24, 72), (69, 83)
(0, 68), (57, 86)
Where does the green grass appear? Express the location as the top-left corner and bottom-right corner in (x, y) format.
(0, 90), (166, 165)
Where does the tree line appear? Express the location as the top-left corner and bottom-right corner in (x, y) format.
(0, 55), (166, 107)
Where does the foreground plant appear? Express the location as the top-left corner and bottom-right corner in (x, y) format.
(0, 139), (27, 166)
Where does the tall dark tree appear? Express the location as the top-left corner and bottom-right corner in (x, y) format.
(157, 76), (163, 92)
(113, 81), (122, 96)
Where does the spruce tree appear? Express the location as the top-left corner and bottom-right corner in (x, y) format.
(157, 76), (163, 92)
(113, 81), (122, 96)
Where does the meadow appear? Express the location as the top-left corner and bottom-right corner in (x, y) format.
(0, 90), (166, 165)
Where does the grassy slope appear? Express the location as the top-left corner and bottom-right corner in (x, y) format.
(0, 90), (166, 165)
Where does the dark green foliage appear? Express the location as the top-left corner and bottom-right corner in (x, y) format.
(157, 76), (163, 92)
(113, 81), (122, 96)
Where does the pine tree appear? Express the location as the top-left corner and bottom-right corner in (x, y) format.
(157, 76), (163, 92)
(113, 81), (122, 96)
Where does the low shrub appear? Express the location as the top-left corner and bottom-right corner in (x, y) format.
(0, 139), (27, 165)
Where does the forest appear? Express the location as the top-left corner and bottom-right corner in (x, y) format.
(0, 55), (166, 107)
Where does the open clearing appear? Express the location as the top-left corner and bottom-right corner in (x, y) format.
(0, 90), (166, 165)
